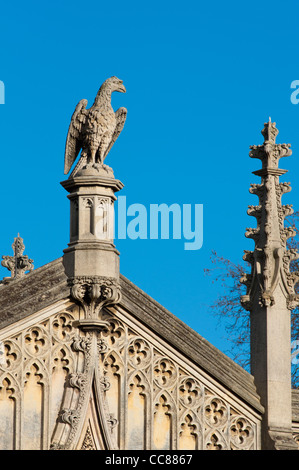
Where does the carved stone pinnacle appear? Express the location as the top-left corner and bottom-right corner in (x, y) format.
(242, 120), (299, 311)
(1, 234), (34, 284)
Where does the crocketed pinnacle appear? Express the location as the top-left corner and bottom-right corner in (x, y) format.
(241, 120), (299, 310)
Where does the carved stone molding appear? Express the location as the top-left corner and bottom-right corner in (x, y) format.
(59, 408), (80, 427)
(107, 414), (118, 430)
(68, 373), (86, 390)
(0, 302), (259, 450)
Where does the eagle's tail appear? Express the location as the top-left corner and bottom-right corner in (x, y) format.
(69, 153), (88, 178)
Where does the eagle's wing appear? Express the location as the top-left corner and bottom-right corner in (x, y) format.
(103, 107), (127, 159)
(64, 99), (88, 174)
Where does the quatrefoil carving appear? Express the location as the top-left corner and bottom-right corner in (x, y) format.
(101, 319), (125, 348)
(204, 396), (228, 427)
(52, 313), (74, 342)
(230, 416), (254, 448)
(179, 377), (202, 408)
(1, 340), (22, 370)
(24, 327), (49, 356)
(128, 338), (151, 368)
(153, 358), (177, 388)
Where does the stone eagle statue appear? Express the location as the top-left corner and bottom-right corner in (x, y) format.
(64, 76), (127, 175)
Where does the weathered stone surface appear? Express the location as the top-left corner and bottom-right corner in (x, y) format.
(0, 256), (263, 417)
(0, 258), (69, 329)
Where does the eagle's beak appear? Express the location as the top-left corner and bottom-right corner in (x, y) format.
(118, 83), (126, 93)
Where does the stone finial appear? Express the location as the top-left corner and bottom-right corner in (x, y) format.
(261, 118), (279, 144)
(1, 234), (34, 284)
(249, 119), (292, 173)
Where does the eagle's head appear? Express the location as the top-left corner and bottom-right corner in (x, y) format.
(107, 76), (126, 93)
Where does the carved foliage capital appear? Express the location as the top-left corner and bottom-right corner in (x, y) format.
(68, 276), (121, 318)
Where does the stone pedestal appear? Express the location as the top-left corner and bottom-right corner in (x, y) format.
(61, 165), (123, 281)
(61, 165), (123, 319)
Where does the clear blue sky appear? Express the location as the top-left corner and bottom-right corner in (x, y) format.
(0, 0), (299, 358)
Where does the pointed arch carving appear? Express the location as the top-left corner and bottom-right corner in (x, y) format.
(23, 361), (47, 449)
(103, 350), (123, 375)
(0, 372), (20, 400)
(153, 391), (175, 449)
(51, 344), (76, 435)
(205, 429), (228, 450)
(52, 343), (75, 375)
(127, 371), (150, 450)
(74, 372), (117, 451)
(102, 350), (124, 448)
(179, 410), (202, 450)
(0, 373), (20, 449)
(0, 304), (259, 450)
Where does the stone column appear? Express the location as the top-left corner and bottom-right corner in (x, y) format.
(61, 164), (123, 323)
(241, 120), (299, 450)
